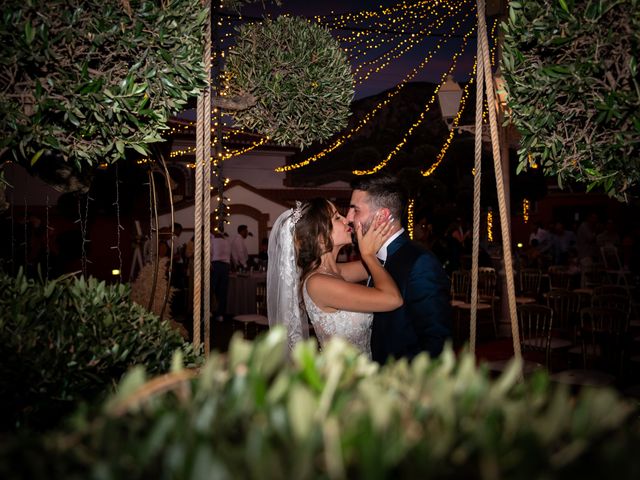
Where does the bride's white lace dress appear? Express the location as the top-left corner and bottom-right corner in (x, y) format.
(302, 273), (373, 358)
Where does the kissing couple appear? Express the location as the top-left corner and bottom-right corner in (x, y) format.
(267, 175), (451, 363)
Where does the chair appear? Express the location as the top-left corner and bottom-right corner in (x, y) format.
(577, 307), (627, 374)
(517, 304), (555, 368)
(593, 285), (629, 297)
(545, 289), (580, 341)
(232, 281), (268, 339)
(450, 270), (470, 308)
(574, 264), (607, 305)
(516, 268), (542, 305)
(547, 265), (572, 291)
(600, 246), (631, 287)
(591, 293), (630, 315)
(457, 267), (499, 338)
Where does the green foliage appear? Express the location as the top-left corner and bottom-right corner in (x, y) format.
(0, 270), (201, 431)
(4, 329), (639, 479)
(0, 0), (209, 171)
(501, 0), (640, 200)
(225, 16), (354, 149)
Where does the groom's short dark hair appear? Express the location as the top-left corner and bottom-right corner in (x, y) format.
(351, 175), (405, 219)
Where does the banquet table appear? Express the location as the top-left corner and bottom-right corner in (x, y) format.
(227, 271), (267, 315)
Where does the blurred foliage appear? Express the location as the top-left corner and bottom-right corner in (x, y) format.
(225, 16), (354, 149)
(501, 0), (640, 201)
(2, 328), (639, 479)
(0, 0), (209, 171)
(0, 270), (201, 431)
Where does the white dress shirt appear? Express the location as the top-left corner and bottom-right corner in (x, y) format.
(376, 228), (404, 262)
(230, 234), (249, 267)
(211, 234), (231, 263)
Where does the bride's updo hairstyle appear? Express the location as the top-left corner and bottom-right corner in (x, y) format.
(294, 197), (334, 281)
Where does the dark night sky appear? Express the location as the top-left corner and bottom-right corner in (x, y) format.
(176, 1), (482, 120)
(240, 0), (479, 99)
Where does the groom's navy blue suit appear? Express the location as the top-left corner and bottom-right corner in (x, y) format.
(371, 232), (451, 363)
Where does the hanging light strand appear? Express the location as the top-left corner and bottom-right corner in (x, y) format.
(352, 2), (473, 85)
(421, 18), (499, 177)
(276, 8), (474, 173)
(339, 1), (458, 66)
(353, 24), (476, 175)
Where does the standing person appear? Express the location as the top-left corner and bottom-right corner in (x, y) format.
(267, 199), (401, 355)
(211, 226), (231, 322)
(347, 175), (452, 362)
(230, 224), (250, 270)
(171, 223), (186, 288)
(576, 213), (598, 265)
(551, 221), (576, 265)
(596, 219), (620, 249)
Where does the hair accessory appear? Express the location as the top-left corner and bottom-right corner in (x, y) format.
(291, 200), (303, 225)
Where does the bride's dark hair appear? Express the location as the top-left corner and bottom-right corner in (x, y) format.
(294, 197), (334, 282)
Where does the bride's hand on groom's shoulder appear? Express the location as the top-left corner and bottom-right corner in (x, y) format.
(356, 212), (394, 257)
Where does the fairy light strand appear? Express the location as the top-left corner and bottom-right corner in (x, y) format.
(353, 24), (476, 175)
(421, 18), (499, 177)
(276, 7), (475, 173)
(407, 198), (415, 239)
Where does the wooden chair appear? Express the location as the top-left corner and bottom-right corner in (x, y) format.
(517, 304), (554, 368)
(592, 293), (630, 315)
(545, 289), (580, 341)
(574, 265), (607, 306)
(516, 268), (542, 305)
(450, 270), (470, 308)
(547, 265), (572, 291)
(457, 267), (498, 338)
(577, 306), (627, 375)
(593, 285), (629, 297)
(232, 281), (268, 339)
(600, 246), (631, 288)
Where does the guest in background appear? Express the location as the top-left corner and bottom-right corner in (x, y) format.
(415, 216), (434, 249)
(258, 237), (269, 263)
(444, 217), (469, 272)
(211, 226), (231, 322)
(551, 221), (576, 265)
(596, 219), (620, 249)
(171, 223), (186, 288)
(231, 224), (250, 270)
(576, 213), (598, 265)
(528, 221), (552, 256)
(157, 226), (172, 258)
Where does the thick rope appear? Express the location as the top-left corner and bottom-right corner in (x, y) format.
(470, 45), (485, 354)
(477, 0), (521, 361)
(194, 86), (204, 350)
(203, 3), (212, 356)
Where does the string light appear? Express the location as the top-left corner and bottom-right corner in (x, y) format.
(276, 7), (475, 173)
(522, 198), (530, 223)
(351, 5), (463, 84)
(487, 209), (493, 242)
(422, 65), (475, 177)
(353, 24), (475, 175)
(421, 18), (499, 177)
(407, 198), (415, 239)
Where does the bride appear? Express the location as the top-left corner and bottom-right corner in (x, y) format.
(267, 198), (402, 357)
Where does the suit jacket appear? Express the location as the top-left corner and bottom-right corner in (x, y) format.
(371, 232), (451, 363)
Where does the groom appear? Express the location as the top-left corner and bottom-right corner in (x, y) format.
(347, 175), (451, 362)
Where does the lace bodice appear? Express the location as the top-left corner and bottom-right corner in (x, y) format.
(303, 275), (373, 358)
